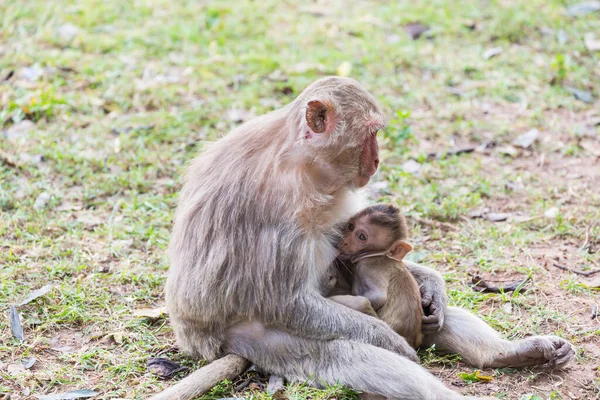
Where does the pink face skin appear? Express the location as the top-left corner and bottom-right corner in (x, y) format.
(355, 131), (380, 187)
(338, 214), (394, 257)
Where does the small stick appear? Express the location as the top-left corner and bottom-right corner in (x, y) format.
(427, 146), (475, 160)
(0, 149), (30, 176)
(552, 263), (600, 277)
(591, 304), (599, 320)
(470, 275), (531, 293)
(410, 216), (458, 232)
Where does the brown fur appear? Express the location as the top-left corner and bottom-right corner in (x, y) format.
(355, 257), (423, 348)
(333, 204), (422, 348)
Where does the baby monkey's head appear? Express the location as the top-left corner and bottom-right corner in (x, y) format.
(339, 204), (412, 262)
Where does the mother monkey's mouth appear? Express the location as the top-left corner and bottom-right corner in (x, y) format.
(356, 131), (381, 187)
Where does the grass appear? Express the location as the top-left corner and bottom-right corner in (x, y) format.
(1, 0), (599, 399)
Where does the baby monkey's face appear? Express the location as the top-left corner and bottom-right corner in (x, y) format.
(338, 215), (395, 257)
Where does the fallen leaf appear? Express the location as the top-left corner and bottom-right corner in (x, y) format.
(2, 120), (34, 141)
(107, 331), (125, 345)
(147, 357), (188, 379)
(133, 307), (168, 319)
(584, 33), (600, 51)
(21, 357), (36, 369)
(565, 86), (594, 103)
(496, 145), (519, 157)
(18, 284), (53, 307)
(400, 159), (421, 174)
(20, 64), (45, 81)
(50, 335), (75, 353)
(566, 1), (600, 16)
(75, 213), (103, 230)
(519, 395), (544, 400)
(9, 305), (24, 342)
(471, 275), (531, 293)
(544, 207), (559, 218)
(36, 389), (99, 400)
(475, 371), (494, 382)
(404, 22), (429, 40)
(557, 29), (568, 45)
(502, 303), (513, 314)
(582, 275), (600, 288)
(34, 192), (51, 210)
(580, 139), (600, 156)
(336, 61), (352, 77)
(267, 375), (285, 395)
(467, 207), (490, 218)
(483, 47), (503, 60)
(111, 238), (133, 251)
(458, 370), (493, 383)
(486, 212), (511, 222)
(512, 129), (539, 149)
(7, 363), (26, 375)
(57, 24), (80, 41)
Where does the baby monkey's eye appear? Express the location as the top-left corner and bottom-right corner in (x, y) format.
(347, 223), (355, 231)
(357, 232), (367, 241)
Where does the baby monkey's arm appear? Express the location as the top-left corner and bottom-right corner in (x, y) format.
(353, 263), (390, 311)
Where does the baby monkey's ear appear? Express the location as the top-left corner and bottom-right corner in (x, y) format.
(386, 240), (412, 262)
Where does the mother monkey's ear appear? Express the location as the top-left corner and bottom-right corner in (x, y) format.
(305, 100), (336, 138)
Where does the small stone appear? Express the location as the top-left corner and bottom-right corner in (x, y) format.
(404, 22), (430, 40)
(483, 47), (503, 60)
(34, 192), (50, 210)
(400, 159), (421, 174)
(565, 86), (594, 103)
(486, 213), (511, 222)
(57, 23), (79, 41)
(2, 120), (34, 141)
(567, 1), (600, 17)
(20, 65), (44, 81)
(544, 207), (559, 219)
(512, 129), (539, 149)
(584, 33), (600, 52)
(7, 363), (26, 375)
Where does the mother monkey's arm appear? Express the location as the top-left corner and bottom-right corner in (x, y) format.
(404, 260), (449, 332)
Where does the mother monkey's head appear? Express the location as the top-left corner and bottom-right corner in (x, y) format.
(291, 77), (385, 191)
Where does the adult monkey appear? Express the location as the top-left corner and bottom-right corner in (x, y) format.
(152, 77), (570, 400)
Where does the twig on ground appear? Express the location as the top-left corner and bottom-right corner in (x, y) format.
(427, 146), (475, 160)
(427, 141), (496, 160)
(0, 149), (30, 176)
(470, 275), (531, 293)
(410, 216), (458, 231)
(552, 263), (600, 277)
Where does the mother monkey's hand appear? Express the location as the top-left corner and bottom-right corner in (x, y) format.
(404, 260), (448, 333)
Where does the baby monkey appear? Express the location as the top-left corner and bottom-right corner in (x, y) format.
(334, 204), (423, 349)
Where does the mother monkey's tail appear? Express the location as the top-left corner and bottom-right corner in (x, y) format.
(148, 354), (248, 400)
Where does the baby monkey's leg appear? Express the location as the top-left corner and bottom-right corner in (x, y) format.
(422, 307), (575, 369)
(329, 295), (378, 317)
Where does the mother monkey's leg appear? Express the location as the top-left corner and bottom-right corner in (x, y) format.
(405, 261), (575, 369)
(226, 321), (484, 400)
